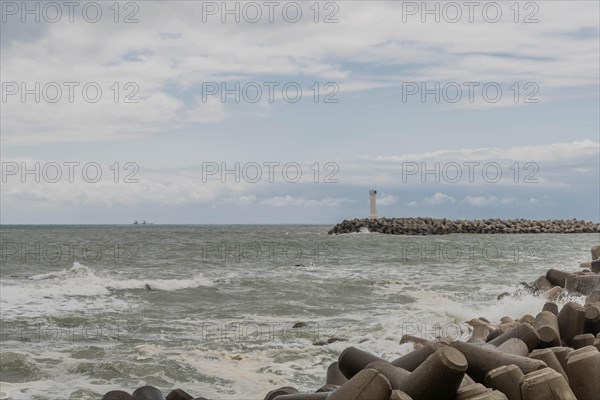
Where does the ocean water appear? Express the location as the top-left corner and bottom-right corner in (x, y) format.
(0, 225), (598, 399)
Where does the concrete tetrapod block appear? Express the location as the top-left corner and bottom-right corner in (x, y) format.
(390, 342), (445, 371)
(592, 244), (600, 261)
(400, 347), (467, 400)
(326, 362), (348, 385)
(450, 341), (547, 383)
(565, 274), (600, 296)
(543, 287), (563, 302)
(485, 327), (504, 342)
(548, 347), (573, 370)
(274, 394), (329, 400)
(498, 321), (516, 330)
(496, 321), (517, 333)
(486, 322), (540, 352)
(459, 373), (478, 388)
(584, 302), (600, 317)
(546, 269), (572, 288)
(468, 332), (492, 343)
(533, 276), (553, 292)
(365, 361), (410, 389)
(518, 315), (535, 325)
(132, 387), (166, 400)
(327, 368), (392, 400)
(315, 384), (338, 393)
(264, 387), (299, 400)
(565, 347), (600, 400)
(165, 389), (193, 400)
(455, 383), (489, 400)
(482, 342), (501, 349)
(533, 311), (561, 347)
(389, 390), (413, 400)
(564, 345), (598, 363)
(572, 333), (596, 349)
(528, 348), (568, 383)
(337, 347), (385, 379)
(519, 368), (576, 400)
(400, 334), (428, 346)
(102, 391), (134, 400)
(556, 302), (586, 346)
(495, 339), (529, 357)
(468, 320), (493, 343)
(469, 391), (508, 400)
(587, 290), (600, 303)
(584, 303), (600, 335)
(469, 339), (487, 345)
(485, 364), (523, 400)
(580, 261), (593, 270)
(542, 302), (559, 315)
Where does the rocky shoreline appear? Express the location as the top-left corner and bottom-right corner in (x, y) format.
(328, 218), (600, 235)
(102, 245), (600, 400)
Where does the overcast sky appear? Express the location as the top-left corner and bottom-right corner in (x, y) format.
(1, 1), (599, 224)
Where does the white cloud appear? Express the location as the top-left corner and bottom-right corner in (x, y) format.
(424, 192), (456, 205)
(500, 197), (517, 205)
(0, 172), (357, 210)
(183, 96), (229, 123)
(0, 161), (250, 207)
(345, 141), (599, 191)
(2, 2), (599, 143)
(219, 194), (258, 205)
(363, 140), (599, 163)
(213, 194), (355, 208)
(461, 196), (517, 207)
(260, 196), (352, 207)
(2, 137), (596, 212)
(377, 194), (398, 205)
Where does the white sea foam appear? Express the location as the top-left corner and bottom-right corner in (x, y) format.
(353, 227), (373, 234)
(30, 262), (213, 291)
(0, 286), (591, 400)
(0, 262), (214, 318)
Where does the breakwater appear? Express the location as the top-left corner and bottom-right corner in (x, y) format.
(328, 218), (600, 235)
(101, 245), (600, 400)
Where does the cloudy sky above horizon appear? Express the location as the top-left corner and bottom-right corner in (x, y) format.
(1, 1), (599, 224)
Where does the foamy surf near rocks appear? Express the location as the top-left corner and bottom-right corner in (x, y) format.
(261, 299), (598, 399)
(101, 245), (600, 400)
(328, 218), (600, 235)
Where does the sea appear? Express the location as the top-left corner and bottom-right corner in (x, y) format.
(0, 225), (598, 399)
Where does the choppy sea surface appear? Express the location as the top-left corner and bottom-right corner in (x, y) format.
(1, 225), (598, 399)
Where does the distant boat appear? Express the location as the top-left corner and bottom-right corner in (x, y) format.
(133, 220), (139, 225)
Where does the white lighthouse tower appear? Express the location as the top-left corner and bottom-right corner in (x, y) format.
(369, 189), (378, 219)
